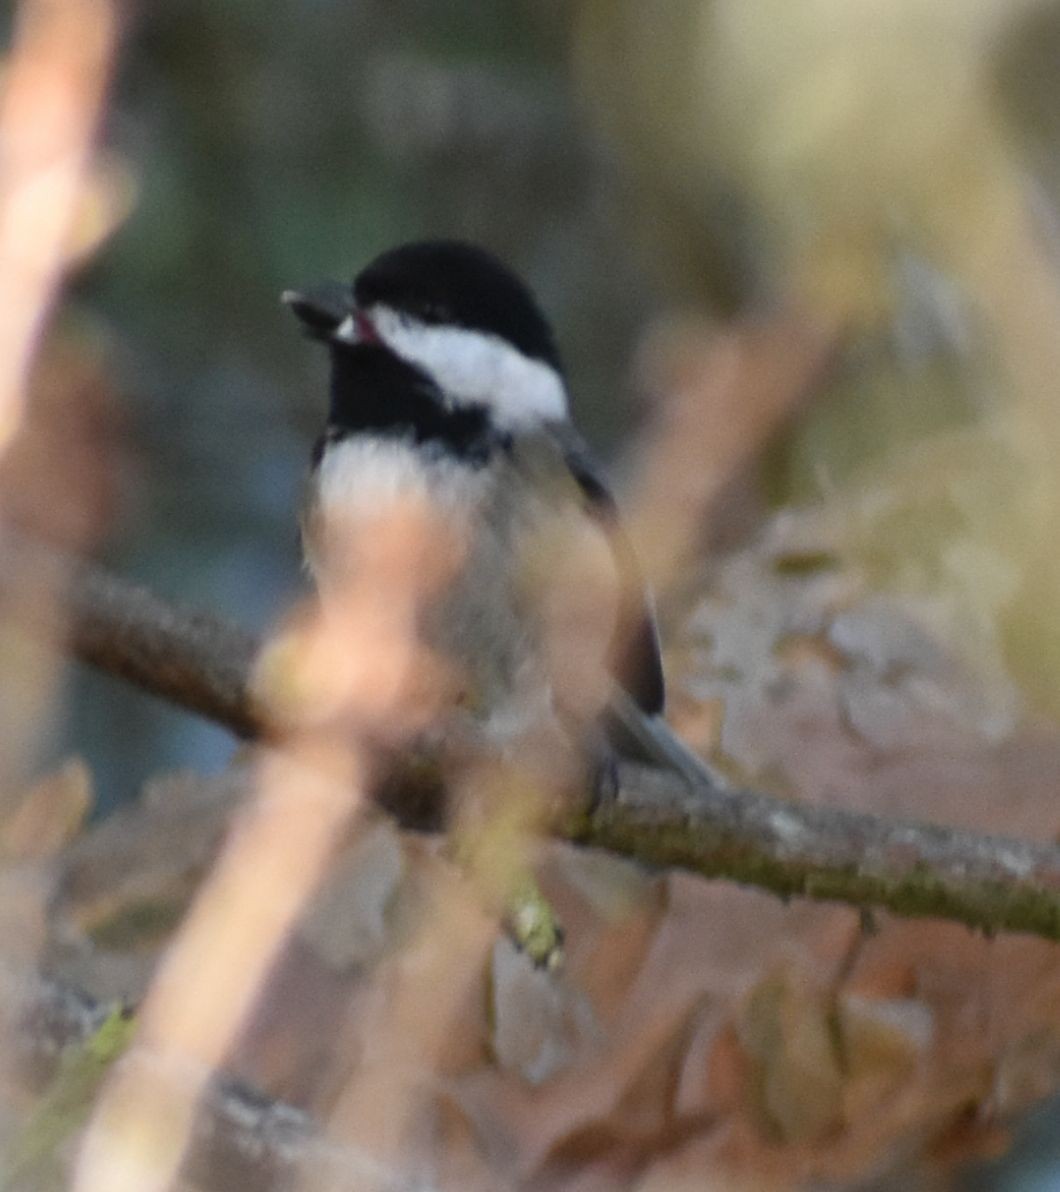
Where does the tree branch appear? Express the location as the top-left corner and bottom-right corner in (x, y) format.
(564, 769), (1060, 939)
(22, 537), (1060, 942)
(70, 558), (263, 739)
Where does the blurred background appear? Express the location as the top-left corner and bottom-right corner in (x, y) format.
(9, 0), (1060, 1188)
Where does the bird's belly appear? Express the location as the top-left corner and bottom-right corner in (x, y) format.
(427, 518), (549, 742)
(431, 480), (622, 745)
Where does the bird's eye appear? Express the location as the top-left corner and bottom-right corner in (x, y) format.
(416, 301), (450, 325)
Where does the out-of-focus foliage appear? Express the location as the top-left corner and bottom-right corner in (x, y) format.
(575, 0), (1060, 720)
(576, 0), (1037, 314)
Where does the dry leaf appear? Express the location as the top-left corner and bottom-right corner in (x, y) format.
(739, 966), (844, 1145)
(2, 757), (91, 861)
(298, 818), (407, 972)
(490, 938), (601, 1084)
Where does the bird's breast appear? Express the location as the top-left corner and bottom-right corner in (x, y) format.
(311, 434), (490, 527)
(305, 433), (619, 743)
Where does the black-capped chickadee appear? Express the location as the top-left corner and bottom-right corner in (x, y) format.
(283, 240), (711, 792)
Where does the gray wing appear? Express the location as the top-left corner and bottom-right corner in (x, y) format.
(550, 426), (665, 716)
(552, 426), (727, 789)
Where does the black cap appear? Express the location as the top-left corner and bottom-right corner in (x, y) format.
(353, 240), (563, 373)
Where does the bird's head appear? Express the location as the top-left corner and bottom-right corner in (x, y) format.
(284, 240), (569, 430)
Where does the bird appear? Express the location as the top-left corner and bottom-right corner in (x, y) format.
(283, 239), (713, 800)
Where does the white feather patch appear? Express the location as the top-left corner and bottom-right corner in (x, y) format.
(315, 436), (488, 518)
(339, 304), (568, 429)
(307, 436), (489, 590)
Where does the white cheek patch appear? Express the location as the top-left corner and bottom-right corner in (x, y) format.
(367, 304), (568, 429)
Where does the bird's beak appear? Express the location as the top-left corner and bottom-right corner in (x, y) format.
(281, 282), (350, 341)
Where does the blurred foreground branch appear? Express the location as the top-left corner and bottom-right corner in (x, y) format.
(0, 0), (120, 451)
(16, 536), (1060, 942)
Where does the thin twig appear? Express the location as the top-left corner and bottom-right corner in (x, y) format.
(11, 535), (1060, 943)
(563, 767), (1060, 940)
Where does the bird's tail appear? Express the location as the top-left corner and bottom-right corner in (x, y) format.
(604, 688), (728, 791)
